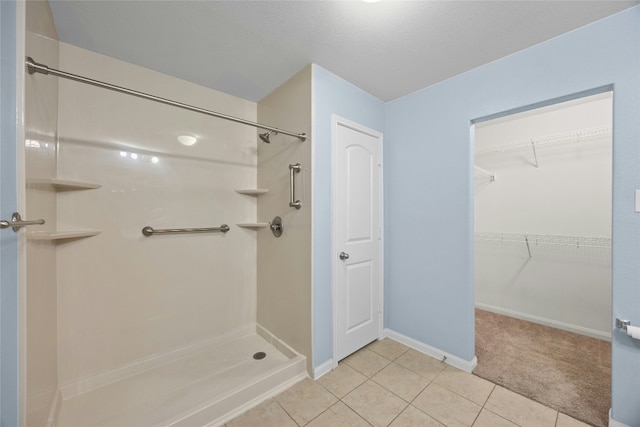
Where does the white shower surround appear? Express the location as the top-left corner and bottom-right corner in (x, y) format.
(55, 42), (260, 383)
(23, 35), (308, 425)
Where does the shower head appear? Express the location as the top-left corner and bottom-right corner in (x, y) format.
(259, 130), (277, 144)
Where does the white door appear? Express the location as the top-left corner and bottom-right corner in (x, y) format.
(333, 117), (382, 362)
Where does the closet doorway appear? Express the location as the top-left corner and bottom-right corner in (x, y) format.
(473, 91), (612, 427)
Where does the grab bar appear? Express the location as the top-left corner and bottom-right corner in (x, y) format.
(0, 212), (45, 232)
(142, 224), (229, 236)
(289, 163), (302, 209)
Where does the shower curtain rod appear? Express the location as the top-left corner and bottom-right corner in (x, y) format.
(25, 57), (307, 142)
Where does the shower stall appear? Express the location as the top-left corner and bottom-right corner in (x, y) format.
(21, 2), (312, 426)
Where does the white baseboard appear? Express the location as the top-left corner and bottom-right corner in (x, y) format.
(609, 409), (631, 427)
(59, 324), (256, 399)
(476, 303), (611, 342)
(384, 329), (477, 373)
(312, 359), (334, 379)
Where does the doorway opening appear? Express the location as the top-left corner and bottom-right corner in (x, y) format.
(472, 91), (612, 427)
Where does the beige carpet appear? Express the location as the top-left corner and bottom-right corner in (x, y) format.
(474, 309), (610, 427)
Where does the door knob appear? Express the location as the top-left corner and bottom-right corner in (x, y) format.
(339, 252), (350, 261)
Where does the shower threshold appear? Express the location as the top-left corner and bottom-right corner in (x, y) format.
(55, 326), (307, 427)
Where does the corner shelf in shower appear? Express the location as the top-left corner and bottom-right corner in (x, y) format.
(236, 223), (269, 229)
(28, 178), (102, 191)
(235, 189), (269, 196)
(27, 230), (101, 241)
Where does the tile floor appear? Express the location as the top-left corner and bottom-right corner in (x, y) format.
(225, 339), (592, 427)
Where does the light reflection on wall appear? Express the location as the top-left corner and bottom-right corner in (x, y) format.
(118, 150), (161, 165)
(25, 139), (51, 149)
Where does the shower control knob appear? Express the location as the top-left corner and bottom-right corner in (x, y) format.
(339, 252), (350, 261)
(270, 216), (283, 238)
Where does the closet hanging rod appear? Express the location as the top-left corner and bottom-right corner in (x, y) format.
(25, 57), (307, 142)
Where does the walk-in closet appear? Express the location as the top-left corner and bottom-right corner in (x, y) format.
(473, 92), (612, 427)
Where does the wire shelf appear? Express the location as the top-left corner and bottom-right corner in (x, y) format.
(475, 232), (611, 249)
(475, 125), (612, 156)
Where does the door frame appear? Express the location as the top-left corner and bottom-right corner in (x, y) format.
(331, 115), (384, 368)
(470, 87), (614, 412)
(0, 1), (26, 425)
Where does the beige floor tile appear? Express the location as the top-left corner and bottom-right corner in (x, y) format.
(305, 401), (371, 427)
(556, 412), (591, 427)
(372, 362), (430, 402)
(484, 386), (557, 427)
(395, 349), (446, 381)
(275, 378), (338, 425)
(318, 363), (368, 398)
(367, 339), (411, 361)
(342, 348), (392, 377)
(412, 383), (481, 427)
(472, 409), (518, 427)
(433, 365), (494, 405)
(389, 405), (445, 426)
(343, 380), (408, 427)
(226, 399), (297, 427)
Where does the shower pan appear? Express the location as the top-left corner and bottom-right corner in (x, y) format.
(55, 328), (305, 426)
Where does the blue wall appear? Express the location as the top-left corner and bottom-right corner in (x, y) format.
(0, 1), (20, 426)
(385, 6), (639, 425)
(311, 65), (385, 367)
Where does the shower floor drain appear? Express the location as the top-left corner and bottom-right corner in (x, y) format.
(253, 352), (266, 360)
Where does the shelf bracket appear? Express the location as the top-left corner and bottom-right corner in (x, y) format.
(530, 140), (539, 168)
(474, 165), (496, 182)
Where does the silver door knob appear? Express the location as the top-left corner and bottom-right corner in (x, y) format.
(339, 252), (350, 260)
(0, 212), (45, 232)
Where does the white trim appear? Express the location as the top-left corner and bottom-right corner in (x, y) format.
(15, 3), (27, 426)
(310, 67), (316, 379)
(609, 409), (630, 427)
(378, 124), (385, 341)
(59, 324), (255, 399)
(331, 115), (384, 367)
(312, 359), (334, 380)
(476, 303), (611, 341)
(384, 328), (478, 373)
(331, 115), (338, 368)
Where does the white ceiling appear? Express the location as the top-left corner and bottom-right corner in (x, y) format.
(48, 1), (639, 103)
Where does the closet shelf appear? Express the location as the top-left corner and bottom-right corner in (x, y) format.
(236, 223), (269, 229)
(28, 178), (102, 191)
(235, 189), (269, 196)
(475, 232), (611, 249)
(27, 230), (101, 241)
(475, 125), (611, 157)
